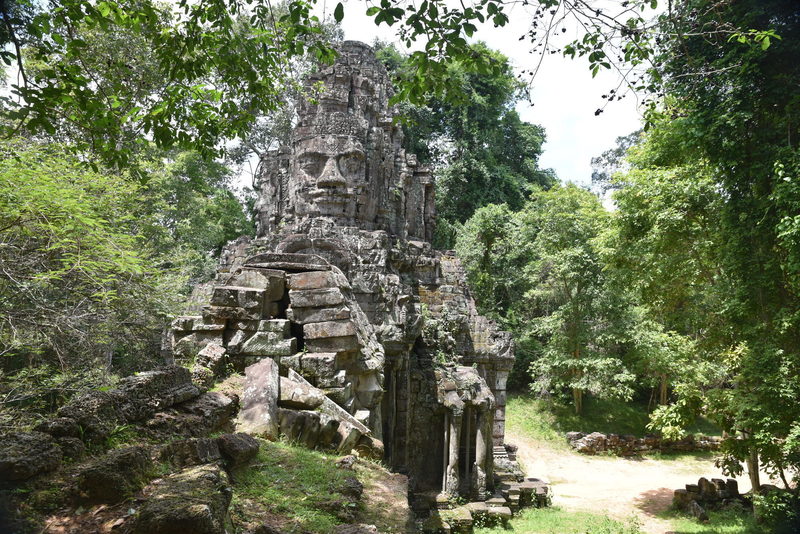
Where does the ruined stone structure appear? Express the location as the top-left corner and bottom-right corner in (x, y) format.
(170, 42), (540, 514)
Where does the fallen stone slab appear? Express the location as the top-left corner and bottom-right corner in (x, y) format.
(118, 366), (201, 420)
(76, 446), (153, 504)
(240, 333), (296, 357)
(486, 505), (512, 521)
(237, 358), (279, 439)
(279, 376), (326, 409)
(131, 464), (232, 534)
(159, 438), (221, 468)
(216, 433), (260, 468)
(0, 431), (62, 483)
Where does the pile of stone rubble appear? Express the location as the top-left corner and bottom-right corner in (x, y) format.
(566, 431), (722, 456)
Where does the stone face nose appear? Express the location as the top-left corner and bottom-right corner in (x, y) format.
(317, 156), (346, 188)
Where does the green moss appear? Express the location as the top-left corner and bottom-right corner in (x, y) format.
(231, 439), (352, 534)
(474, 507), (643, 534)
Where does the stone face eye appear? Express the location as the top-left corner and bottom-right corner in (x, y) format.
(337, 153), (365, 179)
(299, 154), (325, 178)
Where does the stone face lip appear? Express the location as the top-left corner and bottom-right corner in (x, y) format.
(279, 376), (326, 409)
(0, 431), (62, 482)
(76, 446), (153, 504)
(131, 464), (232, 534)
(237, 358), (279, 439)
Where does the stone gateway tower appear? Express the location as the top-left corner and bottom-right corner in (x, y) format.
(171, 42), (545, 514)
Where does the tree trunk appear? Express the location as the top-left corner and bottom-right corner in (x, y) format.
(747, 447), (761, 494)
(659, 374), (668, 405)
(572, 388), (583, 415)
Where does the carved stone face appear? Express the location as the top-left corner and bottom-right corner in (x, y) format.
(291, 135), (369, 220)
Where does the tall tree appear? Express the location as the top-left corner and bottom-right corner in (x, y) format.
(375, 41), (555, 248)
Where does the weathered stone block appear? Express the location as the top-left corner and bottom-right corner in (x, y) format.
(118, 366), (201, 422)
(171, 316), (201, 332)
(279, 376), (326, 410)
(131, 464), (232, 534)
(231, 320), (261, 331)
(277, 407), (307, 442)
(673, 489), (691, 511)
(210, 285), (266, 310)
(160, 438), (221, 468)
(174, 332), (224, 360)
(303, 320), (356, 340)
(174, 392), (239, 435)
(258, 319), (290, 336)
(288, 306), (351, 324)
(241, 333), (296, 357)
(197, 343), (226, 375)
(216, 433), (260, 468)
(287, 271), (337, 290)
(280, 353), (302, 375)
(237, 358), (279, 439)
(323, 385), (353, 406)
(228, 268), (285, 301)
(77, 446), (153, 504)
(306, 335), (359, 353)
(191, 319), (227, 332)
(289, 288), (345, 308)
(57, 390), (127, 442)
(202, 305), (263, 322)
(300, 352), (338, 379)
(0, 431), (62, 482)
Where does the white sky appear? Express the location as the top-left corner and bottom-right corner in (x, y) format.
(323, 0), (649, 186)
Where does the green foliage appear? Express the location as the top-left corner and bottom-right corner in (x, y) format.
(752, 490), (800, 534)
(458, 185), (637, 410)
(507, 394), (669, 445)
(375, 41), (555, 242)
(232, 439), (353, 533)
(602, 0), (800, 494)
(0, 140), (165, 366)
(0, 364), (116, 432)
(1, 0), (336, 167)
(135, 149), (254, 283)
(659, 506), (761, 534)
(474, 506), (643, 534)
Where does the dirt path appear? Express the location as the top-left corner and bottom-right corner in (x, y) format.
(506, 428), (756, 534)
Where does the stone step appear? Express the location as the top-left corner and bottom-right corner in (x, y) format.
(486, 506), (512, 521)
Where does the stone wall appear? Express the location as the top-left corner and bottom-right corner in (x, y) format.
(566, 431), (722, 456)
(673, 477), (749, 521)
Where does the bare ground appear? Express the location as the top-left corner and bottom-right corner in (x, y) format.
(506, 428), (758, 534)
(354, 460), (411, 533)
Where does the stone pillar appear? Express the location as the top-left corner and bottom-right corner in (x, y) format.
(444, 411), (462, 497)
(472, 408), (491, 500)
(493, 371), (508, 446)
(442, 412), (449, 492)
(463, 406), (471, 490)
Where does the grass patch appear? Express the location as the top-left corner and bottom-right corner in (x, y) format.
(474, 507), (643, 534)
(506, 394), (720, 445)
(231, 439), (353, 533)
(660, 507), (760, 533)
